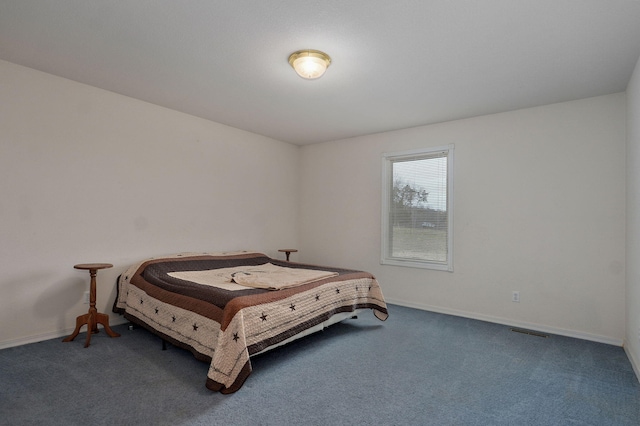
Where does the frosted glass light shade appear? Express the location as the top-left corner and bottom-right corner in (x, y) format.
(288, 50), (331, 80)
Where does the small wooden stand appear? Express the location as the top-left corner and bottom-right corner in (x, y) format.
(278, 249), (298, 262)
(63, 263), (120, 348)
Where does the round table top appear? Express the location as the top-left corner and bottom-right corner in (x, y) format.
(74, 263), (113, 270)
(278, 249), (298, 253)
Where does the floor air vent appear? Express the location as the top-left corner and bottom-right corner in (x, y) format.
(510, 328), (549, 338)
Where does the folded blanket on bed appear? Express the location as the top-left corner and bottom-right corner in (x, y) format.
(229, 263), (338, 289)
(169, 263), (338, 290)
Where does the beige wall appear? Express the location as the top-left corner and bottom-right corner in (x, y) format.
(626, 54), (640, 377)
(299, 93), (627, 344)
(0, 57), (632, 354)
(0, 60), (299, 347)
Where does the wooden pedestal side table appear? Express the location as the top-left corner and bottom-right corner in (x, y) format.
(278, 249), (298, 262)
(63, 263), (120, 348)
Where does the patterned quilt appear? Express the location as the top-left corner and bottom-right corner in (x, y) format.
(113, 251), (388, 393)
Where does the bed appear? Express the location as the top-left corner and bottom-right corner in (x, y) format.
(112, 251), (388, 393)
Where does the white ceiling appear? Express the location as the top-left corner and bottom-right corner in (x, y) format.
(1, 1), (640, 145)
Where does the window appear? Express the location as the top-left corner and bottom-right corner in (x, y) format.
(381, 145), (454, 271)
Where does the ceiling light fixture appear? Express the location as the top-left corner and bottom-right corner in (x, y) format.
(288, 49), (331, 80)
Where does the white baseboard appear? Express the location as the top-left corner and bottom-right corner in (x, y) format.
(386, 298), (624, 347)
(0, 317), (129, 350)
(624, 342), (640, 384)
(2, 302), (629, 361)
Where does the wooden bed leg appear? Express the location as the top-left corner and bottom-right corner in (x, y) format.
(162, 339), (167, 351)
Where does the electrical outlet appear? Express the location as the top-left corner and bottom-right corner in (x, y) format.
(512, 291), (520, 303)
(84, 291), (90, 304)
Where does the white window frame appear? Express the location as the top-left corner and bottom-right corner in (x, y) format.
(381, 144), (454, 271)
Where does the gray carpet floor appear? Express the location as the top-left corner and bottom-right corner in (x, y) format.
(1, 304), (638, 425)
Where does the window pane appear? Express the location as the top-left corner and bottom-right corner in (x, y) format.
(382, 146), (452, 270)
(391, 154), (448, 262)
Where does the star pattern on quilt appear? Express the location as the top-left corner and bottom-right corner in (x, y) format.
(121, 261), (387, 390)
